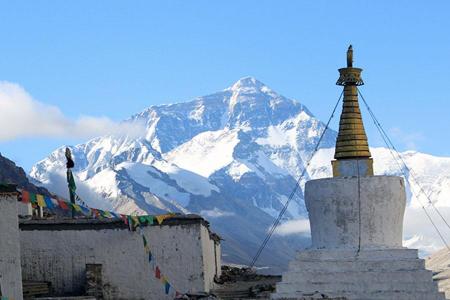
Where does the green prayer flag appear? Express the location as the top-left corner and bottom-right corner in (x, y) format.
(139, 216), (148, 224)
(67, 170), (77, 193)
(30, 193), (37, 204)
(146, 215), (155, 225)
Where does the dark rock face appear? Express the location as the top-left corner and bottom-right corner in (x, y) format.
(0, 152), (50, 196)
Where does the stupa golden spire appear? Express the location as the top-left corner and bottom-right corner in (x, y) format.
(334, 45), (371, 159)
(332, 45), (373, 177)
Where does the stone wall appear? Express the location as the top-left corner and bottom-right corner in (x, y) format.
(0, 187), (23, 300)
(20, 216), (221, 300)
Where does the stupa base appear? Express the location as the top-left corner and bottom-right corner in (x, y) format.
(271, 248), (445, 300)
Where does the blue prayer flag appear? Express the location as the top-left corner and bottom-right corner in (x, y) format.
(44, 196), (54, 209)
(165, 282), (170, 294)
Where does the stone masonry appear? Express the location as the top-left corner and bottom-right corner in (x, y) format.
(20, 216), (221, 300)
(0, 185), (24, 300)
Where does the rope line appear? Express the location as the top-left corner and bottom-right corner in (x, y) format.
(357, 88), (450, 251)
(249, 90), (344, 268)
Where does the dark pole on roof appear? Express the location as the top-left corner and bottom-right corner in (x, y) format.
(65, 147), (76, 218)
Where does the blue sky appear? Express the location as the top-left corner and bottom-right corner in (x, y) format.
(0, 0), (449, 171)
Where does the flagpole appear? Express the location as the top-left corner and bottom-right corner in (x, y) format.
(65, 147), (76, 218)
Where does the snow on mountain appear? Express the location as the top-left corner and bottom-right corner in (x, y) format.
(30, 77), (450, 270)
(308, 147), (450, 209)
(164, 128), (241, 178)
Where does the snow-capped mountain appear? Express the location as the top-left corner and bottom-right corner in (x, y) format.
(30, 77), (450, 271)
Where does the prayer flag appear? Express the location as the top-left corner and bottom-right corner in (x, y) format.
(21, 190), (30, 203)
(120, 214), (128, 224)
(81, 206), (91, 216)
(155, 266), (161, 279)
(72, 204), (82, 212)
(131, 216), (139, 227)
(142, 236), (150, 253)
(156, 213), (174, 225)
(66, 168), (77, 206)
(150, 261), (156, 271)
(164, 281), (171, 294)
(101, 210), (112, 218)
(30, 193), (37, 205)
(36, 194), (46, 208)
(44, 196), (54, 209)
(155, 214), (168, 225)
(91, 209), (100, 218)
(127, 216), (133, 230)
(66, 169), (77, 193)
(51, 198), (59, 207)
(58, 200), (69, 210)
(146, 215), (155, 225)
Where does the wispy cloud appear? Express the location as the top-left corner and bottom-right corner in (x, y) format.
(200, 208), (235, 218)
(0, 81), (144, 141)
(403, 205), (450, 256)
(273, 218), (311, 236)
(389, 127), (424, 151)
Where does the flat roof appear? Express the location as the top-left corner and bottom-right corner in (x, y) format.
(19, 214), (218, 237)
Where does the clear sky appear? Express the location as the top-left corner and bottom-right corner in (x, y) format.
(1, 0), (449, 171)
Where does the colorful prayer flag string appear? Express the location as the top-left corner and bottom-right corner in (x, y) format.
(18, 189), (185, 298)
(137, 226), (184, 298)
(18, 189), (175, 228)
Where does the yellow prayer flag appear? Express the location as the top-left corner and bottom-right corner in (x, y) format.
(131, 216), (139, 224)
(36, 194), (46, 208)
(72, 204), (82, 212)
(155, 215), (164, 224)
(155, 214), (173, 225)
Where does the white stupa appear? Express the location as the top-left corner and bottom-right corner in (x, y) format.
(271, 46), (445, 300)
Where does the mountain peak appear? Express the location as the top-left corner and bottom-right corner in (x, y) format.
(228, 77), (270, 93)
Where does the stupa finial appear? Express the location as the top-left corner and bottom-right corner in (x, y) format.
(347, 45), (353, 67)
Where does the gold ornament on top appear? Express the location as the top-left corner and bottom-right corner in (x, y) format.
(334, 45), (372, 159)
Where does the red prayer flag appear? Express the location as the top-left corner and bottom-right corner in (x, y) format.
(155, 266), (161, 279)
(120, 214), (128, 225)
(58, 200), (69, 210)
(92, 209), (100, 218)
(21, 191), (30, 203)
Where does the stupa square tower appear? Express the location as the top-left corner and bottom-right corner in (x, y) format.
(271, 46), (445, 300)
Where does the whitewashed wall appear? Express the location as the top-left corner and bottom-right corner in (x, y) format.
(0, 190), (23, 300)
(200, 225), (221, 291)
(20, 218), (221, 300)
